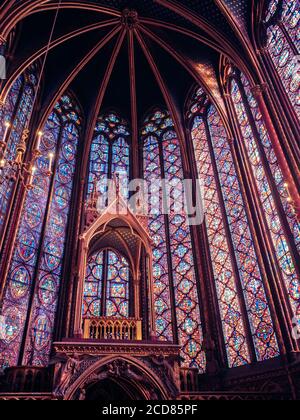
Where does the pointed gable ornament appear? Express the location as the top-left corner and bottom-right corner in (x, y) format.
(82, 174), (152, 249)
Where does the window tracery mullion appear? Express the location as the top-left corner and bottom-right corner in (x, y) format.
(162, 129), (204, 369)
(106, 250), (130, 318)
(0, 112), (60, 368)
(143, 132), (174, 342)
(19, 121), (64, 365)
(102, 249), (109, 317)
(262, 52), (300, 161)
(230, 78), (300, 327)
(0, 74), (36, 245)
(190, 106), (252, 367)
(236, 76), (300, 272)
(228, 84), (288, 302)
(267, 53), (300, 128)
(157, 135), (179, 344)
(276, 0), (300, 54)
(266, 1), (299, 55)
(203, 115), (257, 363)
(0, 95), (82, 368)
(225, 101), (290, 354)
(88, 112), (130, 201)
(187, 114), (228, 368)
(226, 118), (286, 353)
(189, 86), (280, 365)
(277, 21), (299, 55)
(0, 78), (23, 141)
(264, 0), (300, 124)
(107, 141), (113, 180)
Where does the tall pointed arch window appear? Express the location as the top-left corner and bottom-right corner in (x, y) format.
(83, 249), (130, 319)
(0, 66), (38, 237)
(229, 72), (300, 326)
(142, 110), (205, 371)
(88, 112), (130, 200)
(188, 88), (279, 367)
(264, 0), (300, 120)
(0, 94), (81, 368)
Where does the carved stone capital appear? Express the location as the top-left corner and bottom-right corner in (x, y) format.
(251, 83), (269, 97)
(256, 47), (268, 56)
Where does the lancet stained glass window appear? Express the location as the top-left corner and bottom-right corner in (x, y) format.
(240, 73), (300, 252)
(143, 110), (205, 371)
(0, 94), (81, 368)
(88, 112), (130, 200)
(83, 249), (130, 319)
(188, 87), (279, 367)
(230, 74), (300, 325)
(265, 0), (300, 120)
(0, 66), (38, 238)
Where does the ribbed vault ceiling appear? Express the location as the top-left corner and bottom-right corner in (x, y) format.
(2, 0), (255, 127)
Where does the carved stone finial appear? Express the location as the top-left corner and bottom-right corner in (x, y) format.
(86, 180), (99, 209)
(114, 172), (120, 198)
(122, 9), (139, 28)
(85, 179), (101, 226)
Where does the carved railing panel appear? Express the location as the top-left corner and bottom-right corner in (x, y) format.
(0, 366), (53, 393)
(83, 317), (142, 341)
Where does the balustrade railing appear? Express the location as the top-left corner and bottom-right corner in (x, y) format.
(83, 317), (142, 341)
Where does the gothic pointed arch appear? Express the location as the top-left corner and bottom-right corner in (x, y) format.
(87, 110), (131, 200)
(73, 182), (156, 340)
(61, 354), (175, 401)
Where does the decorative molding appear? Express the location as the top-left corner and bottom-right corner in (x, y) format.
(52, 352), (180, 400)
(53, 341), (181, 357)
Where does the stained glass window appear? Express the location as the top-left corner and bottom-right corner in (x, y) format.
(144, 135), (173, 342)
(0, 66), (38, 238)
(88, 112), (130, 199)
(240, 74), (300, 252)
(83, 250), (104, 318)
(83, 249), (130, 319)
(0, 94), (81, 368)
(143, 110), (205, 371)
(265, 0), (300, 120)
(188, 87), (279, 367)
(230, 74), (300, 327)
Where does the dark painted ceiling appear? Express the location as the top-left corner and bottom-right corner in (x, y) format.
(6, 0), (255, 126)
